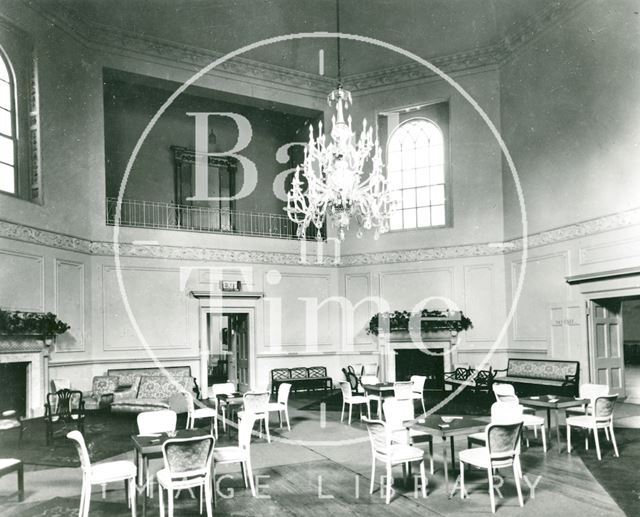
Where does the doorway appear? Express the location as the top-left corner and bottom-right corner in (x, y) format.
(588, 295), (640, 402)
(205, 312), (250, 393)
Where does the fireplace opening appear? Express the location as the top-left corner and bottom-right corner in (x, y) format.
(0, 362), (28, 417)
(395, 349), (444, 390)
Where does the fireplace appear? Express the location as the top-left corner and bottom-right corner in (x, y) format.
(0, 362), (28, 417)
(395, 349), (444, 390)
(0, 338), (50, 417)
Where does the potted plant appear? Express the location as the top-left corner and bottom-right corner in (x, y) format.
(366, 309), (472, 338)
(0, 309), (70, 343)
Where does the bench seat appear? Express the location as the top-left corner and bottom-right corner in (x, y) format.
(271, 366), (332, 397)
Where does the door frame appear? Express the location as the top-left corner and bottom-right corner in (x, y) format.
(199, 302), (259, 392)
(582, 286), (640, 390)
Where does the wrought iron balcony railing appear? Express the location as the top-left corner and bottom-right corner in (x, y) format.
(105, 197), (312, 240)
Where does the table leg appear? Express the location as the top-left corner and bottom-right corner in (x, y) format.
(139, 452), (147, 517)
(556, 409), (563, 452)
(450, 436), (456, 472)
(442, 437), (451, 498)
(546, 408), (552, 447)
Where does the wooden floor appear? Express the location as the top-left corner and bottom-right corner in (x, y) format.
(0, 394), (635, 516)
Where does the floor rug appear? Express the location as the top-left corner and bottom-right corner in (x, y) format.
(576, 427), (640, 516)
(0, 411), (140, 468)
(299, 389), (491, 415)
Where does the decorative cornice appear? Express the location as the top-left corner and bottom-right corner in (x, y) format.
(1, 206), (639, 267)
(26, 0), (587, 96)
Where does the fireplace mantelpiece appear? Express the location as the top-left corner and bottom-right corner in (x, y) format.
(375, 332), (456, 383)
(0, 337), (51, 417)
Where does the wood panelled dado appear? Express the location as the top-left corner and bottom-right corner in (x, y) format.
(344, 273), (373, 345)
(0, 249), (44, 311)
(463, 264), (495, 342)
(102, 266), (191, 351)
(264, 272), (331, 349)
(54, 259), (85, 352)
(379, 267), (454, 310)
(511, 252), (569, 343)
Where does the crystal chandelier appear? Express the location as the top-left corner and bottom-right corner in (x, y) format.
(285, 2), (391, 241)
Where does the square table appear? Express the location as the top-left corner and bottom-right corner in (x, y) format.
(132, 428), (210, 517)
(407, 414), (489, 498)
(361, 382), (394, 418)
(519, 395), (588, 451)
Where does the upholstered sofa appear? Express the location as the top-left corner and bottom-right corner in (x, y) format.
(83, 366), (199, 413)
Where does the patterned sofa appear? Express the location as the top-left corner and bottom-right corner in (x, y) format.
(83, 367), (199, 413)
(494, 358), (580, 397)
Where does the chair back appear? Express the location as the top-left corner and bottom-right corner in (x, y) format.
(393, 381), (413, 400)
(351, 364), (364, 376)
(67, 430), (91, 474)
(593, 395), (617, 421)
(383, 398), (414, 432)
(410, 375), (427, 394)
(238, 413), (256, 449)
(580, 383), (609, 400)
(242, 392), (269, 414)
(48, 389), (83, 419)
(362, 363), (379, 376)
(486, 421), (523, 462)
(363, 418), (390, 456)
(162, 435), (214, 479)
(490, 401), (524, 423)
(339, 381), (353, 401)
(361, 375), (380, 386)
(277, 383), (292, 405)
(493, 383), (518, 404)
(137, 409), (177, 434)
(210, 382), (235, 398)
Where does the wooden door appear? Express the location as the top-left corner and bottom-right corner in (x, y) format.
(590, 299), (625, 396)
(231, 314), (250, 393)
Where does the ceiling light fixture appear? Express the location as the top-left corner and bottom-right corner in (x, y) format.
(285, 0), (391, 241)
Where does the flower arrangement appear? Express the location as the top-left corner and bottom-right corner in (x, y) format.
(366, 309), (473, 336)
(0, 309), (70, 338)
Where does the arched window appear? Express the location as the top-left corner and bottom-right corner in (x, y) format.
(0, 51), (16, 194)
(387, 118), (446, 230)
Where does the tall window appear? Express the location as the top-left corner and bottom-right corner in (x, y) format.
(0, 51), (16, 194)
(387, 118), (446, 230)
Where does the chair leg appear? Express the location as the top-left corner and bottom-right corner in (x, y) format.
(369, 459), (376, 494)
(125, 479), (129, 508)
(167, 487), (174, 517)
(129, 477), (137, 517)
(419, 460), (427, 498)
(585, 429), (589, 450)
(83, 483), (91, 517)
(348, 404), (353, 426)
(421, 398), (426, 415)
(245, 459), (256, 497)
(541, 423), (547, 453)
(264, 416), (271, 443)
(567, 424), (572, 454)
(604, 426), (610, 441)
(212, 466), (217, 506)
(609, 423), (619, 457)
(341, 401), (345, 422)
(204, 479), (213, 517)
(78, 480), (86, 517)
(285, 408), (291, 431)
(240, 462), (248, 487)
(199, 484), (203, 515)
(594, 427), (602, 460)
(488, 468), (496, 513)
(159, 485), (165, 517)
(385, 463), (392, 504)
(429, 441), (434, 474)
(513, 462), (523, 507)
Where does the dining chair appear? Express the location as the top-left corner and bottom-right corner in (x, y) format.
(136, 410), (177, 497)
(157, 435), (215, 517)
(339, 381), (370, 425)
(393, 381), (414, 401)
(410, 375), (427, 414)
(567, 394), (619, 460)
(238, 392), (271, 442)
(382, 398), (434, 474)
(209, 382), (236, 433)
(213, 413), (257, 503)
(363, 418), (428, 504)
(184, 392), (218, 436)
(566, 383), (610, 415)
(67, 430), (137, 517)
(458, 421), (524, 513)
(492, 383), (535, 414)
(361, 375), (383, 418)
(267, 382), (292, 430)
